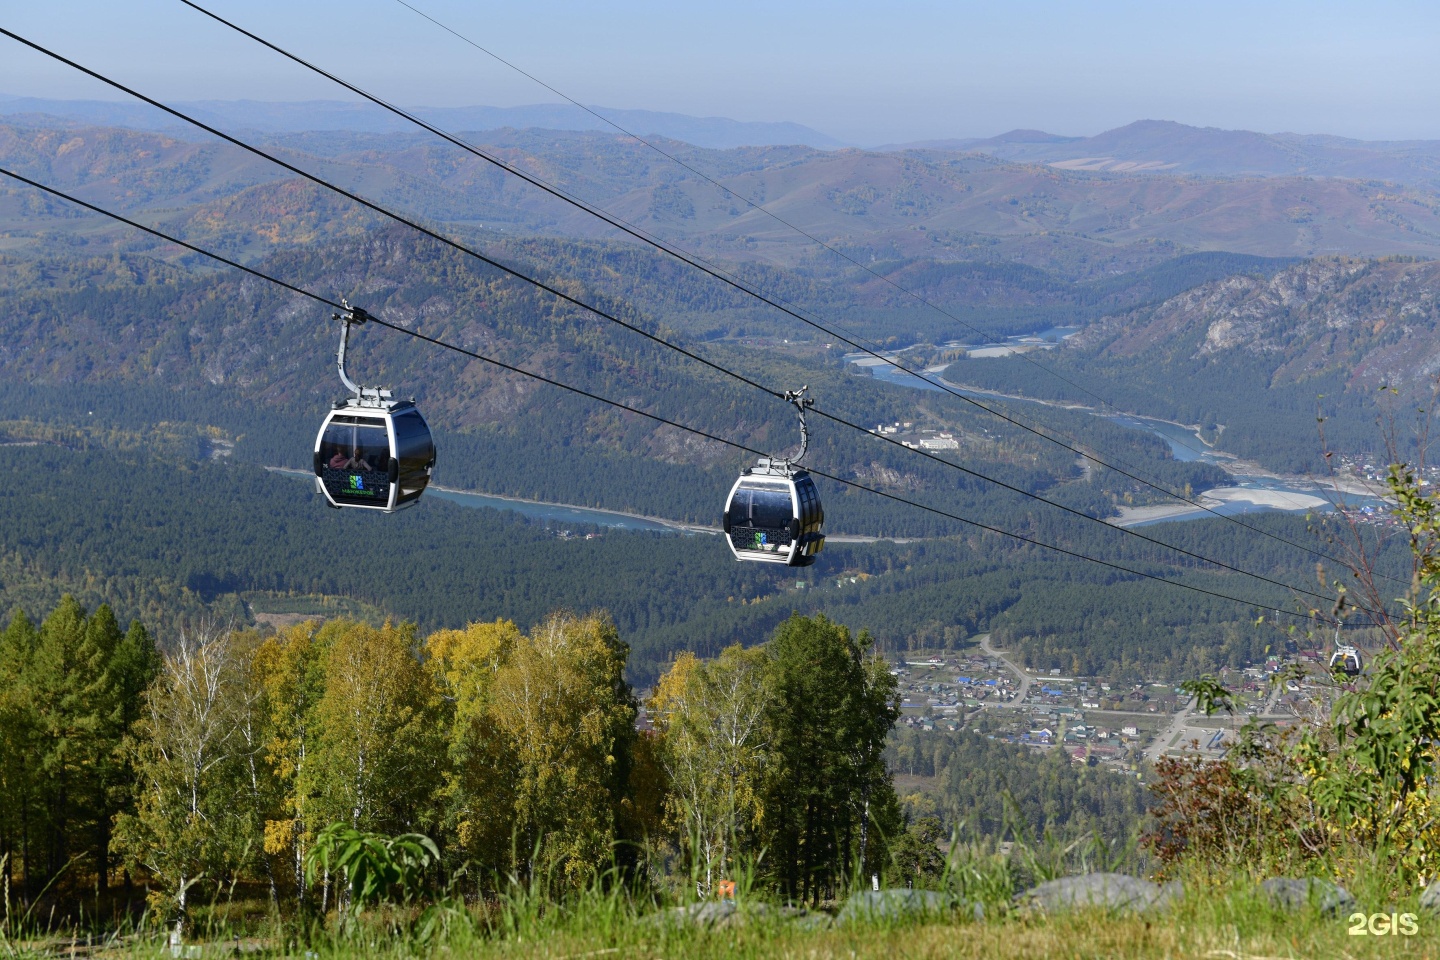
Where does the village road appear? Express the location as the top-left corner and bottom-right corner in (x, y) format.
(979, 633), (1032, 705)
(1144, 695), (1198, 764)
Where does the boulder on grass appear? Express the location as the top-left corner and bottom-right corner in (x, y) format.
(1260, 877), (1355, 916)
(1420, 879), (1440, 914)
(647, 900), (807, 929)
(837, 889), (957, 925)
(1018, 873), (1163, 914)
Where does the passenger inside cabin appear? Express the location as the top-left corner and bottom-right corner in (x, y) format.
(330, 445), (371, 471)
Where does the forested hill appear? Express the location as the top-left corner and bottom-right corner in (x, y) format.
(0, 229), (1229, 534)
(946, 256), (1440, 472)
(6, 119), (1440, 268)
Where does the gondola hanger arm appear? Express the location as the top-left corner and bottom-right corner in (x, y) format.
(333, 300), (389, 403)
(783, 385), (813, 466)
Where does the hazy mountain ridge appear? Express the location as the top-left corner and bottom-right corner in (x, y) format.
(7, 120), (1440, 273)
(0, 95), (847, 149)
(13, 96), (1440, 187)
(887, 120), (1440, 187)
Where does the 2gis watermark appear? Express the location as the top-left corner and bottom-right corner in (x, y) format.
(1347, 912), (1419, 936)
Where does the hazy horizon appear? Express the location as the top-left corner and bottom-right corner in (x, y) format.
(3, 0), (1437, 146)
(4, 92), (1437, 151)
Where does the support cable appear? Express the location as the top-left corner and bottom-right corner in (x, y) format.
(174, 0), (1388, 587)
(0, 28), (1383, 614)
(0, 163), (1341, 628)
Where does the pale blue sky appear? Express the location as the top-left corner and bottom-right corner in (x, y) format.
(4, 0), (1438, 144)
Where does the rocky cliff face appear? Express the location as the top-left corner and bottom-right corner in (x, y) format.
(1076, 256), (1440, 390)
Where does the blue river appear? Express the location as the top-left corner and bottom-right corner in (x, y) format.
(847, 355), (1390, 525)
(426, 487), (679, 533)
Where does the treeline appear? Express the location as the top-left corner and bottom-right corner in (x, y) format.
(0, 599), (898, 920)
(887, 728), (1149, 843)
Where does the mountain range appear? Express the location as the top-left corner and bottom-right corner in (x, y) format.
(9, 97), (1440, 189)
(886, 119), (1440, 188)
(0, 95), (848, 150)
(5, 119), (1440, 271)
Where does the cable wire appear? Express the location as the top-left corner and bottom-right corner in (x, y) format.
(0, 163), (1340, 627)
(0, 27), (1378, 617)
(379, 0), (1394, 575)
(0, 27), (781, 401)
(179, 0), (1390, 586)
(114, 13), (1384, 610)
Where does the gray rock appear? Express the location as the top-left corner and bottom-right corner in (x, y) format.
(1151, 880), (1184, 911)
(643, 900), (736, 929)
(837, 889), (954, 925)
(687, 900), (739, 926)
(1018, 873), (1163, 914)
(1260, 877), (1355, 916)
(791, 911), (835, 931)
(646, 899), (807, 929)
(1421, 880), (1440, 914)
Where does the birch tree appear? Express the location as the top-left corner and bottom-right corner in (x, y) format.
(229, 629), (281, 905)
(425, 619), (520, 876)
(651, 645), (769, 896)
(254, 622), (326, 902)
(490, 611), (634, 887)
(308, 620), (441, 837)
(113, 623), (249, 943)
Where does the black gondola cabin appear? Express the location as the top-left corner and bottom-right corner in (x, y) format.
(723, 458), (825, 566)
(313, 393), (435, 513)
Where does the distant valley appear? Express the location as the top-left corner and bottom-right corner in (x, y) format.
(0, 104), (1423, 676)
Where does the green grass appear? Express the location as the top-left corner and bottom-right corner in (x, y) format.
(12, 878), (1434, 960)
(243, 591), (388, 622)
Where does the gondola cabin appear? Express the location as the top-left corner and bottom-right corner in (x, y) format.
(313, 391), (435, 513)
(1330, 644), (1363, 677)
(723, 458), (825, 566)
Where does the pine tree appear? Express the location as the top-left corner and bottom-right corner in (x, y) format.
(28, 597), (124, 892)
(0, 611), (39, 895)
(760, 614), (898, 902)
(111, 619), (161, 733)
(83, 604), (126, 891)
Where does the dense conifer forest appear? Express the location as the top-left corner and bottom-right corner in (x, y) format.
(0, 443), (1393, 683)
